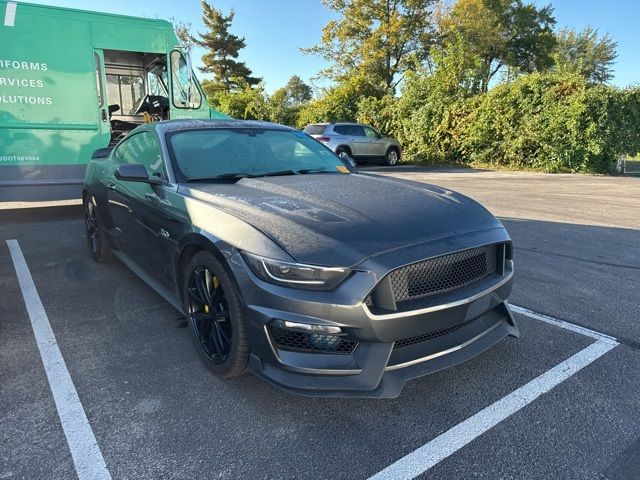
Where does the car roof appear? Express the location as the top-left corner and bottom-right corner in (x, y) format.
(305, 122), (364, 127)
(147, 119), (296, 136)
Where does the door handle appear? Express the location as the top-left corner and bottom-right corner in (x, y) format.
(106, 181), (116, 191)
(144, 193), (159, 205)
(101, 109), (108, 122)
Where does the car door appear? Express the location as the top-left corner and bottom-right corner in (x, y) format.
(105, 140), (138, 252)
(108, 131), (175, 284)
(347, 125), (370, 157)
(363, 126), (386, 156)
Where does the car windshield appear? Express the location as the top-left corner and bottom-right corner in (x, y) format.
(168, 128), (348, 180)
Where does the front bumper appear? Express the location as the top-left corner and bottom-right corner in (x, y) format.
(227, 235), (518, 398)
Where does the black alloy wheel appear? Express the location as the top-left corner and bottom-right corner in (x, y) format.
(188, 266), (233, 364)
(183, 251), (249, 377)
(84, 195), (111, 262)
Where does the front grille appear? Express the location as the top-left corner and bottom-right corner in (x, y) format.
(393, 315), (481, 350)
(269, 327), (358, 354)
(388, 244), (499, 303)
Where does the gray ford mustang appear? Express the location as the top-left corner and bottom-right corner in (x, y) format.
(83, 119), (518, 398)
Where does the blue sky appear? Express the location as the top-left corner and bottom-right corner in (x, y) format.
(31, 0), (639, 92)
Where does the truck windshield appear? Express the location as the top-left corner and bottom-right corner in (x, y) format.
(168, 128), (349, 181)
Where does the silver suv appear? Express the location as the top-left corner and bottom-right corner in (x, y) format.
(304, 122), (402, 166)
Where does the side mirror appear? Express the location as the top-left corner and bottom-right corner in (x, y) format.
(91, 147), (112, 160)
(115, 163), (162, 185)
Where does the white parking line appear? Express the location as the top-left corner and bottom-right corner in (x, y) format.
(7, 235), (619, 480)
(510, 304), (617, 342)
(6, 240), (112, 480)
(369, 305), (619, 480)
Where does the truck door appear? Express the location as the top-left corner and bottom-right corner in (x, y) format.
(168, 50), (206, 119)
(93, 50), (111, 147)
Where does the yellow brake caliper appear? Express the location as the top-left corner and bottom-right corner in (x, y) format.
(203, 276), (219, 314)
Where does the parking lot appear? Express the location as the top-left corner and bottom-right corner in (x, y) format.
(1, 167), (639, 479)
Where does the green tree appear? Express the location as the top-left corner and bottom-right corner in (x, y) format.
(554, 27), (617, 84)
(267, 76), (313, 126)
(441, 0), (557, 92)
(192, 1), (260, 92)
(303, 0), (436, 93)
(282, 75), (312, 105)
(169, 17), (195, 53)
(206, 79), (269, 120)
(297, 74), (384, 127)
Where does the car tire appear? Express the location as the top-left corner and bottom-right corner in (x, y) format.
(183, 251), (249, 378)
(335, 146), (351, 160)
(83, 195), (112, 262)
(385, 148), (400, 166)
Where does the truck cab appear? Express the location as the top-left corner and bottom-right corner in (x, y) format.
(0, 1), (228, 201)
(99, 48), (205, 146)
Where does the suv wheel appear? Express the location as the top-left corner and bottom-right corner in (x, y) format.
(336, 147), (351, 160)
(385, 148), (400, 166)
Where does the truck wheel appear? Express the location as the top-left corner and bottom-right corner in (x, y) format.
(83, 195), (112, 262)
(385, 148), (400, 166)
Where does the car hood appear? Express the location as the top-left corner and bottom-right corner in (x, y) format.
(180, 173), (504, 267)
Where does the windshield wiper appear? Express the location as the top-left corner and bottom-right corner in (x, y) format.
(297, 168), (342, 174)
(185, 172), (257, 181)
(260, 170), (300, 177)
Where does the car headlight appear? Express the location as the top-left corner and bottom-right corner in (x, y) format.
(241, 252), (351, 290)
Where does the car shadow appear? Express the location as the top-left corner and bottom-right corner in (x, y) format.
(359, 164), (492, 173)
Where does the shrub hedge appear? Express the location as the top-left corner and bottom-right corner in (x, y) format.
(357, 72), (640, 173)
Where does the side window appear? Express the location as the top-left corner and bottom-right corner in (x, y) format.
(106, 74), (145, 115)
(334, 125), (347, 135)
(364, 127), (378, 138)
(352, 125), (366, 137)
(114, 132), (165, 180)
(170, 50), (202, 109)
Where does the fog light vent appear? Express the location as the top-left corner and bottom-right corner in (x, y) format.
(269, 326), (358, 354)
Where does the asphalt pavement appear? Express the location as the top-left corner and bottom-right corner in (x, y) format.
(1, 167), (639, 479)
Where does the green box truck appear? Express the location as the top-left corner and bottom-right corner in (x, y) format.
(0, 0), (228, 201)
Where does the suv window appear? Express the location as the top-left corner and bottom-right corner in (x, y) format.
(364, 126), (379, 138)
(351, 125), (366, 136)
(334, 125), (364, 136)
(303, 124), (327, 135)
(115, 132), (165, 180)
